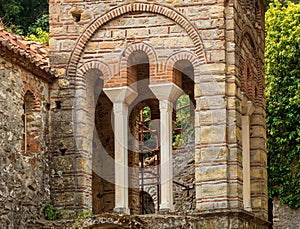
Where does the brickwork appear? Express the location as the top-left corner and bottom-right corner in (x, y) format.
(235, 0), (267, 220)
(0, 0), (281, 227)
(48, 0), (268, 227)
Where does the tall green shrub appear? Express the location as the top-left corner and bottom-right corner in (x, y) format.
(265, 0), (300, 208)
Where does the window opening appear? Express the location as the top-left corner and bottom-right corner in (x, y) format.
(23, 91), (40, 153)
(138, 106), (160, 214)
(173, 94), (194, 148)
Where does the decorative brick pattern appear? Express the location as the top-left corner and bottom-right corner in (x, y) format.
(119, 42), (158, 86)
(66, 2), (206, 79)
(48, 0), (268, 228)
(77, 60), (112, 80)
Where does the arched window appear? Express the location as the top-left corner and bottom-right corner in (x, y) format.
(173, 60), (195, 148)
(23, 91), (41, 153)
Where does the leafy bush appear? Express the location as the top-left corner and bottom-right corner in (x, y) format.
(265, 0), (300, 208)
(173, 94), (194, 147)
(77, 210), (93, 219)
(26, 27), (49, 45)
(44, 203), (61, 220)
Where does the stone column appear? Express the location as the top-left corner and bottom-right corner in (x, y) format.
(241, 95), (255, 211)
(149, 83), (182, 211)
(103, 86), (137, 214)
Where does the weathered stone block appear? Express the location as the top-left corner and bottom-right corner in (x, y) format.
(196, 165), (227, 180)
(196, 146), (228, 162)
(202, 183), (227, 197)
(199, 125), (226, 144)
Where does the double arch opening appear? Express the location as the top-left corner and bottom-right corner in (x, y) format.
(80, 45), (197, 214)
(70, 1), (205, 215)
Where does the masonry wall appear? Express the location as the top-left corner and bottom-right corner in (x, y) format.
(141, 143), (195, 213)
(49, 0), (268, 227)
(173, 144), (196, 212)
(234, 0), (268, 220)
(272, 200), (300, 229)
(0, 55), (51, 227)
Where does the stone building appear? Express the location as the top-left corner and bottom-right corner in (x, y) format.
(0, 28), (56, 227)
(0, 0), (271, 228)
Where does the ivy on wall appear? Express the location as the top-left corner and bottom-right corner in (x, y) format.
(265, 0), (300, 208)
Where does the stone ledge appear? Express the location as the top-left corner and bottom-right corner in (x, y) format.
(35, 210), (269, 229)
(35, 213), (201, 229)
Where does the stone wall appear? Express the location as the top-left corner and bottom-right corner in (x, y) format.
(37, 212), (269, 229)
(142, 143), (195, 213)
(272, 199), (300, 229)
(173, 144), (195, 212)
(235, 0), (268, 220)
(0, 55), (51, 227)
(49, 0), (268, 227)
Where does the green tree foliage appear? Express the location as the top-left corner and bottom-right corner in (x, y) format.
(0, 0), (48, 34)
(267, 0), (300, 6)
(265, 0), (300, 208)
(25, 14), (49, 45)
(140, 106), (157, 151)
(0, 0), (22, 26)
(26, 27), (49, 45)
(44, 203), (61, 220)
(0, 0), (49, 44)
(173, 94), (194, 147)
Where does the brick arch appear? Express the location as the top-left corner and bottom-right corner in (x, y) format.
(119, 42), (158, 85)
(244, 64), (255, 100)
(21, 85), (41, 111)
(165, 51), (199, 84)
(22, 89), (42, 153)
(67, 2), (206, 78)
(165, 51), (200, 71)
(239, 27), (263, 104)
(78, 60), (112, 81)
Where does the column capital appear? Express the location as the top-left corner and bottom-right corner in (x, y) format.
(103, 86), (137, 104)
(149, 83), (183, 102)
(241, 92), (255, 116)
(159, 99), (173, 111)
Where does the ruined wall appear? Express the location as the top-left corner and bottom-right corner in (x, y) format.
(0, 55), (51, 227)
(272, 200), (300, 229)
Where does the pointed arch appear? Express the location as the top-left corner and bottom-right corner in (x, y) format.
(21, 84), (41, 111)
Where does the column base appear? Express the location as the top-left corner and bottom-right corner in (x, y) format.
(113, 207), (130, 215)
(159, 203), (174, 213)
(244, 207), (252, 212)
